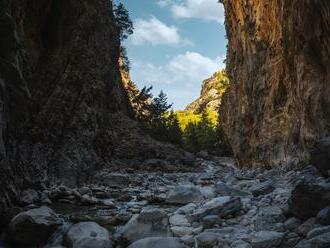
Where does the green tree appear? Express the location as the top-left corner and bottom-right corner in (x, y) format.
(151, 91), (173, 122)
(132, 86), (153, 122)
(183, 122), (200, 152)
(166, 111), (183, 145)
(113, 3), (134, 40)
(197, 108), (217, 151)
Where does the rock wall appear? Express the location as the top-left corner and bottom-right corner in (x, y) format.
(220, 0), (330, 167)
(0, 0), (130, 206)
(186, 70), (229, 114)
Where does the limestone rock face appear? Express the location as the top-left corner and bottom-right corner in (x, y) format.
(220, 0), (330, 167)
(186, 70), (229, 114)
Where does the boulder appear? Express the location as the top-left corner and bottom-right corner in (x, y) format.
(121, 208), (169, 244)
(195, 232), (219, 248)
(191, 196), (242, 220)
(65, 222), (111, 248)
(19, 189), (39, 205)
(166, 185), (203, 205)
(215, 182), (249, 197)
(9, 206), (62, 246)
(169, 214), (190, 226)
(306, 225), (330, 239)
(202, 215), (222, 228)
(316, 207), (330, 225)
(250, 181), (275, 197)
(288, 182), (330, 219)
(249, 231), (284, 248)
(310, 137), (330, 177)
(295, 232), (330, 248)
(128, 237), (184, 248)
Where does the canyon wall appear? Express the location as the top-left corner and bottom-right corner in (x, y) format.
(220, 0), (330, 167)
(0, 0), (130, 207)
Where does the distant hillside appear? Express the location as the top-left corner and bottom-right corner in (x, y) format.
(185, 70), (229, 114)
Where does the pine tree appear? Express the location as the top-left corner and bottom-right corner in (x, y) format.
(183, 122), (200, 152)
(113, 3), (133, 40)
(151, 91), (173, 122)
(166, 111), (183, 145)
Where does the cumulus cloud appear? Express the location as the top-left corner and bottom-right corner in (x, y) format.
(130, 51), (225, 109)
(169, 0), (225, 23)
(131, 16), (192, 46)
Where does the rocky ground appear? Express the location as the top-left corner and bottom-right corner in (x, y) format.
(1, 156), (330, 248)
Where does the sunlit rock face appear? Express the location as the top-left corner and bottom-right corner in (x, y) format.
(220, 0), (330, 167)
(186, 70), (229, 114)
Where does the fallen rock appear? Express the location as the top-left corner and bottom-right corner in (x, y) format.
(128, 237), (184, 248)
(169, 214), (190, 226)
(171, 226), (196, 237)
(195, 232), (219, 248)
(19, 189), (39, 205)
(9, 206), (62, 246)
(65, 222), (111, 248)
(121, 208), (169, 244)
(316, 207), (330, 225)
(175, 203), (197, 215)
(310, 137), (330, 177)
(191, 196), (242, 220)
(215, 182), (249, 197)
(295, 232), (330, 248)
(166, 185), (203, 205)
(249, 231), (284, 248)
(250, 181), (275, 197)
(288, 182), (330, 219)
(306, 225), (330, 239)
(202, 215), (222, 228)
(296, 218), (319, 237)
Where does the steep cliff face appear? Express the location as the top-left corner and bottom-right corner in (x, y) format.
(220, 0), (330, 167)
(186, 70), (229, 113)
(0, 0), (130, 206)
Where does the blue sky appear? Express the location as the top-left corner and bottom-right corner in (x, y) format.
(117, 0), (227, 109)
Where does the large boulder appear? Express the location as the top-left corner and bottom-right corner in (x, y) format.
(128, 237), (184, 248)
(191, 196), (242, 221)
(310, 137), (330, 177)
(65, 222), (111, 248)
(288, 182), (330, 219)
(121, 208), (169, 244)
(9, 206), (62, 246)
(166, 185), (203, 205)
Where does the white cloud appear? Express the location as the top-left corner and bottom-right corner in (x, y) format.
(170, 0), (224, 23)
(157, 0), (169, 7)
(131, 16), (192, 46)
(130, 51), (225, 109)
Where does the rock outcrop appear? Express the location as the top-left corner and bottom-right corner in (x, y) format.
(186, 70), (229, 114)
(220, 0), (330, 167)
